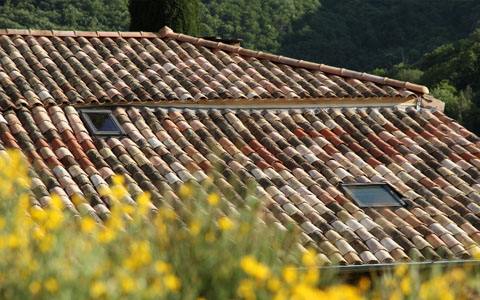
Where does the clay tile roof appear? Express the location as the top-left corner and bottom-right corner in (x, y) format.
(0, 26), (431, 111)
(3, 26), (479, 266)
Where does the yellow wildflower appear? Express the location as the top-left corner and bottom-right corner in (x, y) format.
(90, 281), (107, 298)
(121, 277), (136, 293)
(81, 217), (96, 233)
(1, 181), (13, 198)
(237, 279), (256, 300)
(18, 193), (30, 214)
(121, 203), (135, 215)
(301, 248), (317, 267)
(17, 176), (30, 189)
(179, 184), (192, 198)
(304, 269), (319, 285)
(98, 186), (110, 196)
(207, 192), (219, 206)
(45, 278), (59, 293)
(241, 256), (257, 273)
(137, 192), (151, 215)
(158, 207), (177, 221)
(106, 213), (123, 230)
(137, 192), (151, 206)
(29, 260), (39, 272)
(205, 232), (215, 242)
(282, 266), (297, 285)
(204, 174), (214, 186)
(292, 283), (320, 299)
(164, 274), (181, 292)
(395, 263), (408, 277)
(97, 228), (116, 243)
(268, 278), (281, 291)
(189, 220), (201, 236)
(252, 263), (270, 280)
(390, 290), (402, 300)
(471, 247), (480, 259)
(112, 185), (127, 200)
(218, 216), (233, 230)
(50, 194), (63, 210)
(71, 194), (85, 206)
(385, 276), (398, 288)
(449, 268), (466, 283)
(154, 261), (172, 273)
(358, 276), (371, 292)
(33, 227), (46, 241)
(0, 217), (4, 229)
(112, 174), (125, 185)
(154, 219), (167, 236)
(7, 234), (20, 249)
(45, 209), (64, 230)
(128, 241), (151, 267)
(150, 278), (164, 296)
(29, 281), (41, 295)
(326, 284), (362, 300)
(273, 290), (288, 300)
(39, 234), (54, 253)
(240, 256), (270, 280)
(30, 207), (47, 223)
(400, 276), (411, 295)
(123, 257), (136, 270)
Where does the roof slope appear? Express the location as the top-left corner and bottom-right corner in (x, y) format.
(2, 103), (480, 265)
(1, 27), (477, 266)
(0, 26), (428, 111)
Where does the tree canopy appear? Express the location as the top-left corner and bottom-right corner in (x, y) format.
(129, 0), (200, 35)
(0, 0), (129, 31)
(375, 29), (480, 133)
(200, 0), (320, 53)
(280, 0), (480, 72)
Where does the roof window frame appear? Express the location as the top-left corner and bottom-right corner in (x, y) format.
(79, 108), (125, 137)
(338, 182), (406, 208)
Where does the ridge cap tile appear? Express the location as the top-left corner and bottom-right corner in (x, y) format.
(52, 30), (76, 37)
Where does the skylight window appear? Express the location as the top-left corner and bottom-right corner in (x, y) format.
(339, 183), (406, 208)
(80, 109), (124, 136)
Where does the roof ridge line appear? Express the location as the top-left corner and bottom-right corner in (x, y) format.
(0, 26), (429, 95)
(158, 26), (429, 95)
(0, 28), (162, 39)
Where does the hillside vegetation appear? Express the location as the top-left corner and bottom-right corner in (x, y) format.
(376, 29), (480, 133)
(0, 0), (129, 31)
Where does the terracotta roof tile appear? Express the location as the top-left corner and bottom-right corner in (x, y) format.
(4, 103), (480, 265)
(2, 27), (480, 265)
(0, 28), (430, 111)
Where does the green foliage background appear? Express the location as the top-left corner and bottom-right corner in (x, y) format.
(0, 0), (130, 31)
(199, 0), (320, 53)
(0, 0), (479, 133)
(129, 0), (200, 35)
(375, 30), (480, 133)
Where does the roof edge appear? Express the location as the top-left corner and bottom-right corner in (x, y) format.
(72, 95), (418, 110)
(0, 26), (430, 95)
(0, 28), (161, 39)
(158, 26), (430, 95)
(421, 95), (445, 111)
(318, 259), (480, 277)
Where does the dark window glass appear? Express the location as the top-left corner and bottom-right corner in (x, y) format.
(80, 110), (124, 136)
(88, 113), (120, 132)
(339, 183), (405, 208)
